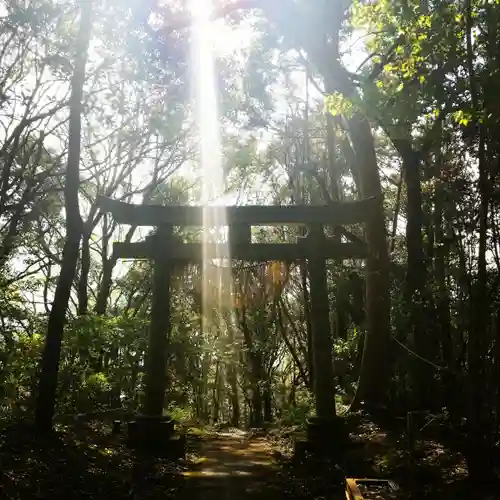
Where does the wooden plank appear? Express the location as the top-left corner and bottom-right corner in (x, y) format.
(98, 195), (376, 227)
(112, 240), (368, 261)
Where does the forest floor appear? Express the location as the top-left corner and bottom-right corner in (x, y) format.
(180, 426), (346, 500)
(179, 429), (287, 499)
(0, 413), (482, 499)
(0, 421), (342, 500)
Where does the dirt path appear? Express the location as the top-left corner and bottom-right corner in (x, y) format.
(180, 430), (284, 500)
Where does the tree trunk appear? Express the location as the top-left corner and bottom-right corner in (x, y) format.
(250, 380), (263, 428)
(324, 114), (348, 341)
(303, 3), (392, 409)
(347, 115), (391, 410)
(94, 254), (117, 315)
(277, 301), (310, 387)
(464, 0), (493, 479)
(263, 382), (272, 423)
(300, 263), (314, 389)
(226, 318), (240, 427)
(289, 373), (297, 407)
(212, 361), (220, 423)
(239, 310), (264, 428)
(398, 142), (432, 409)
(248, 349), (264, 428)
(434, 148), (454, 410)
(35, 0), (93, 432)
(228, 363), (240, 427)
(77, 226), (91, 315)
(467, 125), (492, 480)
(390, 172), (403, 254)
(199, 353), (211, 421)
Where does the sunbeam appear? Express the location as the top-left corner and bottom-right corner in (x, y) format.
(191, 0), (232, 333)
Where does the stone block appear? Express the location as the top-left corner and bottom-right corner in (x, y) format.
(127, 414), (185, 458)
(293, 416), (349, 463)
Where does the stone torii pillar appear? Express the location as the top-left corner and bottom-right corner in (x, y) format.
(305, 223), (346, 454)
(143, 224), (173, 416)
(127, 225), (178, 451)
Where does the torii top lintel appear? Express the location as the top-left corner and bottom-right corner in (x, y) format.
(97, 196), (376, 227)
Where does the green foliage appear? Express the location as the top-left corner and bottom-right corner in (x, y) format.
(325, 92), (356, 118)
(278, 393), (315, 427)
(167, 405), (193, 423)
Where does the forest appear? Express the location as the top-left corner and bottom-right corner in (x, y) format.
(1, 0), (499, 498)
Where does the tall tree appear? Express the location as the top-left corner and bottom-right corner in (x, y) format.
(35, 0), (93, 432)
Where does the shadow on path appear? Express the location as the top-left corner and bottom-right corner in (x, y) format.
(180, 431), (283, 499)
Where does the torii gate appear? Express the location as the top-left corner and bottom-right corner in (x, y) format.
(98, 195), (373, 452)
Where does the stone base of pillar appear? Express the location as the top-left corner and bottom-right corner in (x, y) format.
(307, 416), (347, 451)
(127, 415), (185, 458)
(294, 416), (348, 462)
